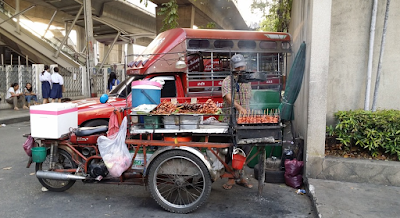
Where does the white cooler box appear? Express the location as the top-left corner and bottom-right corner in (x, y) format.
(30, 103), (78, 139)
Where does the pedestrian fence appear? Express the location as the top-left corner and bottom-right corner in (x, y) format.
(0, 64), (124, 108)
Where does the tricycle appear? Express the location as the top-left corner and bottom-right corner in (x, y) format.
(24, 72), (284, 214)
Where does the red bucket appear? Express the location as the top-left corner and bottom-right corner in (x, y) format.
(232, 148), (246, 170)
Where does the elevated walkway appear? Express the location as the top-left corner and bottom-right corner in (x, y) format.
(0, 6), (81, 69)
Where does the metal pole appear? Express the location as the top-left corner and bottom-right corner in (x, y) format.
(65, 21), (68, 46)
(84, 0), (96, 97)
(98, 31), (121, 70)
(43, 10), (58, 38)
(364, 0), (378, 111)
(0, 5), (35, 25)
(55, 6), (83, 58)
(258, 146), (266, 197)
(16, 0), (20, 33)
(372, 0), (391, 111)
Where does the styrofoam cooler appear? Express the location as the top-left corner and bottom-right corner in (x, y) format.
(30, 103), (78, 139)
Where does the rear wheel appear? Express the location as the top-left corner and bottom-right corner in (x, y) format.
(147, 150), (212, 214)
(35, 149), (77, 192)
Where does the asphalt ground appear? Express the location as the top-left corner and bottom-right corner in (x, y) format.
(0, 121), (316, 218)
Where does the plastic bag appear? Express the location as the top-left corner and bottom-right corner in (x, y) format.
(203, 117), (220, 125)
(23, 135), (34, 157)
(97, 117), (131, 177)
(284, 158), (304, 188)
(284, 158), (304, 176)
(284, 174), (303, 189)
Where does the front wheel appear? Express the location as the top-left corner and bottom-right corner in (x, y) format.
(35, 149), (77, 192)
(147, 150), (212, 214)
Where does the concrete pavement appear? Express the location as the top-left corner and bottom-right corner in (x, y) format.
(1, 110), (400, 217)
(308, 178), (400, 218)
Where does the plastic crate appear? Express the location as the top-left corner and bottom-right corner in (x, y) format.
(143, 116), (161, 129)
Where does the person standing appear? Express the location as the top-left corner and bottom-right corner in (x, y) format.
(107, 72), (120, 93)
(24, 83), (38, 106)
(50, 67), (64, 103)
(221, 54), (253, 190)
(6, 83), (28, 110)
(222, 54), (252, 119)
(39, 65), (52, 104)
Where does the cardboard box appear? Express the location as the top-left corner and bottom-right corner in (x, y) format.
(30, 103), (78, 139)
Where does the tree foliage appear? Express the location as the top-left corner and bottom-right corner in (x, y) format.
(251, 0), (292, 32)
(157, 0), (179, 32)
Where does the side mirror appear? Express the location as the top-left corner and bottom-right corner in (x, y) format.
(100, 94), (109, 104)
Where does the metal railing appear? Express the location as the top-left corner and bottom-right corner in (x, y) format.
(0, 2), (86, 66)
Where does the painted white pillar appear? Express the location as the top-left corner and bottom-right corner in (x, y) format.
(305, 0), (332, 177)
(32, 64), (44, 100)
(80, 66), (88, 97)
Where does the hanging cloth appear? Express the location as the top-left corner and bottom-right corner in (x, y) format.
(107, 111), (120, 137)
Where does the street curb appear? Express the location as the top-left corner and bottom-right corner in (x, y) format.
(0, 115), (30, 125)
(305, 179), (322, 218)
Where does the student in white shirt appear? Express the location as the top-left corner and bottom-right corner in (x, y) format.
(50, 67), (64, 102)
(6, 83), (28, 110)
(39, 65), (52, 104)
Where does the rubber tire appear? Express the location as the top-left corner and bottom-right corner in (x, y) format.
(81, 119), (109, 127)
(35, 149), (77, 192)
(254, 163), (285, 183)
(147, 150), (212, 214)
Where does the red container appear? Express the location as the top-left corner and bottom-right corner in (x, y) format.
(232, 148), (246, 170)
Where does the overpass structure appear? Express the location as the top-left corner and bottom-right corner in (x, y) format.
(0, 0), (248, 69)
(0, 0), (248, 99)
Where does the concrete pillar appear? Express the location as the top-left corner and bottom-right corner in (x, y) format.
(127, 41), (135, 63)
(156, 4), (195, 33)
(83, 0), (96, 97)
(304, 0), (332, 178)
(76, 26), (86, 53)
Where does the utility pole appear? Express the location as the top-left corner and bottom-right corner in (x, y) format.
(83, 0), (96, 97)
(364, 0), (378, 111)
(372, 0), (391, 111)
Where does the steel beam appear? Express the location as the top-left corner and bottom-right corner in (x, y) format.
(0, 5), (35, 25)
(98, 31), (120, 70)
(54, 6), (83, 58)
(43, 10), (58, 38)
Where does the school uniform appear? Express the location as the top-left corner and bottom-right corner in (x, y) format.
(39, 70), (52, 99)
(50, 72), (64, 99)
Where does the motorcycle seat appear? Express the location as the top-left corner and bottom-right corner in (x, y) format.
(75, 126), (109, 136)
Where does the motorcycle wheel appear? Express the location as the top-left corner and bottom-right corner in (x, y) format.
(147, 150), (212, 214)
(35, 149), (77, 192)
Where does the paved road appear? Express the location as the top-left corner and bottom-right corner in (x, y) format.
(0, 122), (316, 218)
